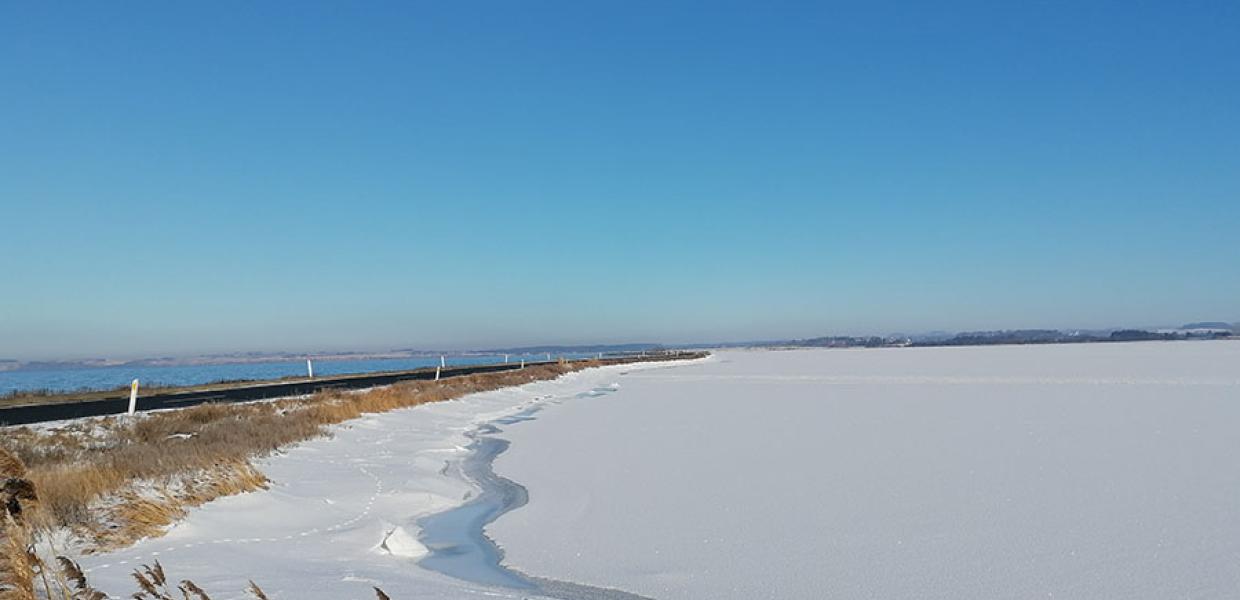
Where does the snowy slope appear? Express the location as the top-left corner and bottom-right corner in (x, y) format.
(75, 362), (684, 600)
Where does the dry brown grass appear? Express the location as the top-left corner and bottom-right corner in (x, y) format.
(0, 455), (258, 600)
(245, 581), (269, 600)
(0, 449), (41, 600)
(0, 354), (700, 555)
(0, 450), (23, 480)
(0, 515), (35, 600)
(0, 460), (42, 600)
(43, 556), (392, 600)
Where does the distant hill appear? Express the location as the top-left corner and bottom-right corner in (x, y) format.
(753, 325), (1236, 351)
(482, 343), (664, 355)
(931, 329), (1086, 346)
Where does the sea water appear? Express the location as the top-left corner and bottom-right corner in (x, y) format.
(0, 353), (600, 395)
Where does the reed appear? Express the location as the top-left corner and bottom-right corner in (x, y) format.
(0, 445), (416, 600)
(0, 515), (35, 600)
(245, 581), (269, 600)
(35, 552), (392, 600)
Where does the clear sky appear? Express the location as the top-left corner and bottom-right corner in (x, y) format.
(2, 1), (1237, 360)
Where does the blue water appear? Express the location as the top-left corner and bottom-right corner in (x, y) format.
(0, 353), (601, 396)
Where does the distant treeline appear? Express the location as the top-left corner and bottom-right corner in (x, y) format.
(796, 336), (895, 348)
(780, 328), (1233, 349)
(922, 328), (1232, 347)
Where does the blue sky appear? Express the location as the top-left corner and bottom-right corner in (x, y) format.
(2, 1), (1237, 359)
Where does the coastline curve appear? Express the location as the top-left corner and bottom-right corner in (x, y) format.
(416, 387), (657, 600)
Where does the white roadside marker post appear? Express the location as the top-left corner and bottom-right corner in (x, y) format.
(546, 353), (551, 362)
(306, 358), (314, 379)
(127, 379), (139, 415)
(435, 365), (441, 381)
(520, 359), (525, 369)
(440, 355), (446, 368)
(504, 354), (509, 364)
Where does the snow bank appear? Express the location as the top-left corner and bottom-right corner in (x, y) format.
(75, 361), (682, 600)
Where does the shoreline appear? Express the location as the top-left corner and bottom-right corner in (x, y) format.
(416, 385), (662, 600)
(53, 358), (705, 599)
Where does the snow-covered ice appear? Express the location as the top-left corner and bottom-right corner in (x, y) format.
(488, 342), (1240, 599)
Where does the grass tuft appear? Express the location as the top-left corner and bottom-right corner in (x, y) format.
(0, 450), (24, 480)
(245, 580), (269, 600)
(0, 514), (35, 600)
(178, 579), (211, 600)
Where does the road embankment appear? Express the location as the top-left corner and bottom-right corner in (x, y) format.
(0, 352), (705, 426)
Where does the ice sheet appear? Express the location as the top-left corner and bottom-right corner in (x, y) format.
(488, 342), (1240, 599)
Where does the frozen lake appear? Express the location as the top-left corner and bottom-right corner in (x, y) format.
(489, 342), (1240, 599)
